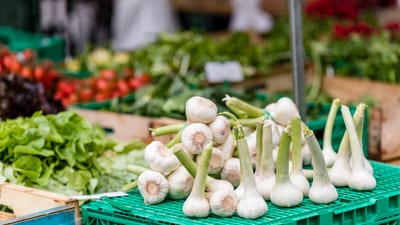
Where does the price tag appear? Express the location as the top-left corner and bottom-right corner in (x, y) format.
(205, 61), (244, 83)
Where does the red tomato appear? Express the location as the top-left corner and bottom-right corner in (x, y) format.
(20, 66), (33, 79)
(34, 66), (45, 81)
(68, 94), (78, 105)
(95, 92), (110, 102)
(10, 61), (22, 74)
(117, 79), (130, 96)
(95, 78), (110, 92)
(22, 49), (34, 60)
(79, 89), (94, 102)
(139, 73), (151, 84)
(128, 77), (141, 91)
(58, 81), (75, 95)
(2, 55), (13, 70)
(100, 70), (117, 80)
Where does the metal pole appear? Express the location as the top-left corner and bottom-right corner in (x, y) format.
(289, 0), (307, 120)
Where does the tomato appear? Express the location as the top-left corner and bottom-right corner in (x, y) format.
(20, 66), (33, 79)
(95, 92), (110, 102)
(10, 60), (22, 74)
(139, 73), (151, 84)
(22, 49), (34, 60)
(100, 69), (117, 80)
(128, 77), (147, 91)
(42, 60), (53, 70)
(68, 93), (78, 105)
(57, 81), (75, 95)
(117, 79), (130, 96)
(95, 78), (110, 92)
(34, 66), (45, 81)
(2, 55), (13, 70)
(79, 89), (94, 102)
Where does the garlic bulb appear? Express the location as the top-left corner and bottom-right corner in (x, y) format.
(181, 123), (213, 155)
(138, 170), (169, 205)
(167, 166), (194, 200)
(144, 141), (180, 174)
(185, 96), (217, 124)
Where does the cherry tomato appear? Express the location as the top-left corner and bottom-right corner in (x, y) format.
(10, 60), (22, 74)
(139, 73), (151, 84)
(117, 79), (130, 96)
(100, 69), (117, 80)
(79, 89), (94, 102)
(34, 66), (45, 81)
(95, 78), (110, 92)
(2, 55), (13, 70)
(95, 92), (110, 102)
(128, 77), (147, 91)
(22, 49), (34, 60)
(20, 66), (33, 79)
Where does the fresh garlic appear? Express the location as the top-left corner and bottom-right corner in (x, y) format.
(196, 147), (225, 175)
(329, 103), (365, 186)
(267, 97), (300, 126)
(342, 105), (376, 191)
(254, 120), (276, 200)
(235, 127), (267, 219)
(221, 158), (241, 187)
(209, 189), (238, 217)
(218, 134), (235, 161)
(289, 117), (310, 196)
(138, 170), (169, 205)
(270, 126), (303, 207)
(144, 141), (180, 174)
(185, 96), (217, 124)
(167, 166), (194, 200)
(304, 126), (338, 204)
(321, 99), (340, 167)
(209, 115), (231, 145)
(181, 123), (213, 155)
(182, 142), (213, 217)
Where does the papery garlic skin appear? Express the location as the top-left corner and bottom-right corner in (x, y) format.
(138, 170), (169, 205)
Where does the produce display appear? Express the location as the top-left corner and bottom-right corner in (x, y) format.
(0, 74), (64, 121)
(0, 46), (59, 90)
(0, 110), (146, 196)
(55, 69), (151, 107)
(125, 95), (374, 219)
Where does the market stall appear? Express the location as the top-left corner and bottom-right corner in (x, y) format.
(0, 0), (399, 224)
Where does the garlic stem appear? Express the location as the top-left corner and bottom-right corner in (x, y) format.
(270, 127), (303, 207)
(126, 164), (149, 175)
(255, 119), (264, 175)
(304, 126), (338, 204)
(150, 123), (186, 137)
(255, 120), (276, 200)
(290, 117), (310, 196)
(174, 146), (233, 192)
(322, 99), (340, 167)
(341, 105), (376, 191)
(223, 95), (264, 118)
(182, 142), (213, 217)
(166, 128), (183, 148)
(236, 117), (263, 128)
(262, 121), (275, 177)
(329, 104), (364, 186)
(235, 126), (267, 219)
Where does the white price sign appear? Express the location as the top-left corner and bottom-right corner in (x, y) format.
(205, 61), (244, 83)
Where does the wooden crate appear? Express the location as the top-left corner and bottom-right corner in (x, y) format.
(321, 75), (400, 161)
(73, 109), (184, 143)
(0, 183), (80, 224)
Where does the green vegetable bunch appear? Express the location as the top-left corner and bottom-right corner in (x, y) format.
(0, 111), (144, 195)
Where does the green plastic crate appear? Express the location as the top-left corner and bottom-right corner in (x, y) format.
(0, 26), (65, 61)
(81, 161), (400, 225)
